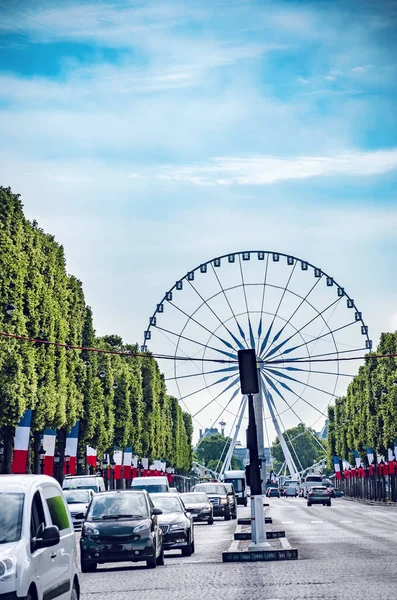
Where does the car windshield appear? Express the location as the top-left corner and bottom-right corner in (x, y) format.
(0, 493), (24, 544)
(132, 484), (168, 493)
(151, 496), (183, 513)
(64, 490), (90, 504)
(88, 494), (148, 520)
(224, 478), (244, 492)
(195, 485), (226, 495)
(181, 493), (208, 503)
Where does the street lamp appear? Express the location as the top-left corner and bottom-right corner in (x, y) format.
(99, 370), (106, 379)
(113, 382), (118, 390)
(39, 444), (46, 475)
(65, 454), (71, 475)
(78, 457), (84, 475)
(137, 459), (143, 477)
(54, 451), (60, 481)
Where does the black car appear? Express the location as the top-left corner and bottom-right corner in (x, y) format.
(79, 490), (164, 571)
(150, 493), (195, 556)
(192, 483), (231, 520)
(180, 492), (214, 525)
(267, 487), (280, 498)
(307, 486), (332, 506)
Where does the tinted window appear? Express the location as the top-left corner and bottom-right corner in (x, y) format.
(31, 492), (46, 550)
(64, 490), (91, 504)
(151, 496), (184, 513)
(306, 476), (322, 483)
(194, 485), (226, 495)
(46, 495), (70, 531)
(88, 493), (149, 520)
(131, 484), (168, 493)
(224, 478), (244, 492)
(0, 493), (24, 544)
(181, 493), (208, 503)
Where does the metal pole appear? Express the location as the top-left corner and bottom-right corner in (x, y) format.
(247, 393), (268, 549)
(254, 372), (267, 494)
(220, 395), (247, 475)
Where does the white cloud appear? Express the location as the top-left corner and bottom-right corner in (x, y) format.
(148, 149), (397, 186)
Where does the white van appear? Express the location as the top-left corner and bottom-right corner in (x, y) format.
(223, 470), (248, 506)
(0, 474), (80, 600)
(303, 475), (323, 498)
(130, 476), (170, 494)
(62, 475), (105, 493)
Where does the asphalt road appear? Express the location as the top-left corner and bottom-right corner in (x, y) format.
(78, 498), (397, 600)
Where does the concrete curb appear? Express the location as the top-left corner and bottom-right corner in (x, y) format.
(238, 517), (272, 525)
(223, 524), (298, 562)
(234, 525), (285, 541)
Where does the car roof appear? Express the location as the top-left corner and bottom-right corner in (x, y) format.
(93, 489), (148, 497)
(0, 474), (58, 492)
(150, 492), (180, 497)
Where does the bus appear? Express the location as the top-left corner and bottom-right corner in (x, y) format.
(303, 474), (323, 497)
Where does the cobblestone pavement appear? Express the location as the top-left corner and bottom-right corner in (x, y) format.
(79, 499), (397, 600)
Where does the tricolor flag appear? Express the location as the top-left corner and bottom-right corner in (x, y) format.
(42, 428), (57, 476)
(353, 450), (362, 468)
(11, 410), (33, 473)
(333, 456), (341, 480)
(86, 446), (97, 467)
(113, 449), (123, 480)
(123, 448), (133, 479)
(366, 447), (375, 475)
(65, 422), (79, 475)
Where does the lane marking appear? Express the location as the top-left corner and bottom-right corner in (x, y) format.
(340, 520), (352, 523)
(281, 521), (294, 524)
(311, 520), (323, 523)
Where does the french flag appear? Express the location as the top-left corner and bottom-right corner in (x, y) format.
(65, 422), (79, 475)
(123, 448), (132, 479)
(11, 410), (33, 473)
(388, 449), (395, 474)
(42, 429), (57, 476)
(333, 456), (341, 480)
(113, 450), (123, 480)
(366, 447), (375, 475)
(353, 450), (362, 468)
(86, 446), (97, 467)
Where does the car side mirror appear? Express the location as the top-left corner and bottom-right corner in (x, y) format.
(34, 525), (60, 550)
(152, 507), (162, 516)
(74, 512), (86, 520)
(185, 512), (191, 518)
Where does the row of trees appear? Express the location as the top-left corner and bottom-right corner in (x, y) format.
(327, 331), (397, 468)
(0, 186), (193, 473)
(195, 432), (243, 472)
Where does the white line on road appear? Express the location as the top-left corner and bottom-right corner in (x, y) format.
(311, 520), (324, 523)
(281, 521), (294, 524)
(340, 520), (352, 523)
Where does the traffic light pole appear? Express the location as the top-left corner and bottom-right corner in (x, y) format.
(238, 349), (269, 550)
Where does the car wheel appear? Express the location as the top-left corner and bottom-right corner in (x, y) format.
(146, 552), (157, 569)
(327, 501), (331, 507)
(208, 517), (214, 525)
(81, 560), (97, 573)
(232, 510), (237, 520)
(191, 540), (195, 554)
(71, 581), (79, 600)
(156, 544), (165, 566)
(224, 511), (231, 521)
(307, 502), (311, 507)
(182, 543), (192, 557)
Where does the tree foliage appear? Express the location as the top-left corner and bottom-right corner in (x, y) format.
(0, 187), (193, 472)
(327, 332), (397, 469)
(271, 423), (325, 474)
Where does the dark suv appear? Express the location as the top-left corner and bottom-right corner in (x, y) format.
(223, 483), (238, 519)
(192, 483), (232, 520)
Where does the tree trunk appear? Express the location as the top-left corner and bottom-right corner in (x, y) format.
(57, 428), (67, 483)
(2, 425), (14, 474)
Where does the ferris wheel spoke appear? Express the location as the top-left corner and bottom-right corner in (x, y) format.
(262, 371), (328, 417)
(194, 388), (242, 448)
(261, 296), (342, 360)
(187, 280), (246, 351)
(269, 345), (368, 364)
(263, 366), (339, 398)
(264, 276), (323, 357)
(258, 262), (297, 357)
(237, 255), (255, 350)
(167, 300), (236, 351)
(268, 319), (356, 361)
(257, 253), (270, 354)
(192, 382), (240, 419)
(210, 264), (249, 347)
(164, 365), (239, 382)
(284, 366), (353, 378)
(180, 373), (240, 402)
(155, 325), (238, 360)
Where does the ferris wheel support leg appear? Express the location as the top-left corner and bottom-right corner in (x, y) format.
(254, 370), (267, 495)
(220, 395), (247, 477)
(262, 381), (300, 481)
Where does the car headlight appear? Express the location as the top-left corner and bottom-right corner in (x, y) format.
(170, 521), (186, 530)
(202, 508), (211, 512)
(82, 524), (100, 537)
(134, 520), (151, 533)
(0, 557), (17, 581)
(220, 496), (229, 505)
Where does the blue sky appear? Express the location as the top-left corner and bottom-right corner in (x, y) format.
(1, 0), (397, 438)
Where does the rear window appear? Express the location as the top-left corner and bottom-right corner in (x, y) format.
(46, 496), (70, 531)
(194, 484), (227, 495)
(131, 484), (168, 493)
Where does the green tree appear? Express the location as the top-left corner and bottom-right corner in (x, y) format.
(195, 433), (233, 472)
(271, 423), (325, 474)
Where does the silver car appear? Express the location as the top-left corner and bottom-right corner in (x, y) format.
(63, 488), (94, 528)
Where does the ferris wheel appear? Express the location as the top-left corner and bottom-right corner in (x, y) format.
(142, 251), (371, 477)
